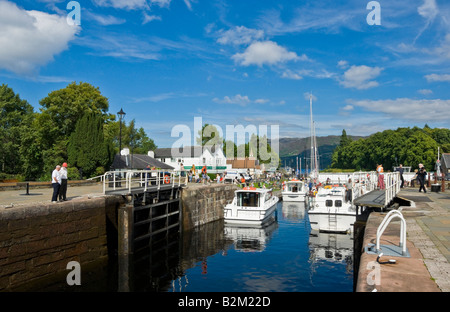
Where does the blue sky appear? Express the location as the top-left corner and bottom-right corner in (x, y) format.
(1, 0), (449, 148)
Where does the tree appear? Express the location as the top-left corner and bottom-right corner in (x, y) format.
(67, 112), (113, 178)
(117, 119), (157, 154)
(196, 124), (223, 147)
(33, 82), (112, 179)
(0, 84), (34, 175)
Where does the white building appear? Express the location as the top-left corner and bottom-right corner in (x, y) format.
(153, 145), (230, 173)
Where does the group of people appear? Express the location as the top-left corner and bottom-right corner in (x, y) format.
(187, 165), (210, 184)
(51, 163), (68, 203)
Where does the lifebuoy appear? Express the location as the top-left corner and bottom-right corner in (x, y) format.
(164, 175), (170, 184)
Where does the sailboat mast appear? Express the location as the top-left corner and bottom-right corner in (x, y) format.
(310, 93), (314, 177)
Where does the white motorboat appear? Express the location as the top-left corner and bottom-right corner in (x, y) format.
(224, 187), (279, 225)
(282, 179), (307, 202)
(308, 185), (356, 233)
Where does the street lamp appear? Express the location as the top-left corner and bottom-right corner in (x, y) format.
(117, 108), (126, 154)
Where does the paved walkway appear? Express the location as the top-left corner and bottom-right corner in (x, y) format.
(398, 188), (450, 291)
(357, 187), (450, 292)
(0, 184), (104, 209)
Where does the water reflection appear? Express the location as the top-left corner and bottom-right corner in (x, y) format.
(22, 201), (354, 292)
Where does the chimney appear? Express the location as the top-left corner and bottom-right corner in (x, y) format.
(148, 150), (155, 158)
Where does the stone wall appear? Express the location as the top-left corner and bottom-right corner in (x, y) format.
(181, 184), (238, 231)
(0, 195), (122, 291)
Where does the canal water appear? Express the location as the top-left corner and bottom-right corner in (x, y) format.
(129, 200), (354, 292)
(21, 201), (355, 292)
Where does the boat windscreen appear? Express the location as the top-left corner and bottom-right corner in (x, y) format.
(237, 192), (260, 207)
(288, 183), (302, 192)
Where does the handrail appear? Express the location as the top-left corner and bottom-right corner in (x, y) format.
(102, 169), (188, 194)
(375, 210), (407, 256)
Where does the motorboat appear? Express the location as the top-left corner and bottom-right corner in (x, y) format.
(282, 179), (307, 202)
(224, 187), (279, 225)
(307, 185), (356, 233)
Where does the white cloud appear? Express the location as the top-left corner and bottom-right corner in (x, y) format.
(415, 0), (439, 42)
(213, 94), (269, 107)
(84, 10), (126, 25)
(232, 41), (300, 67)
(337, 60), (349, 69)
(217, 26), (264, 46)
(142, 12), (162, 24)
(340, 65), (383, 90)
(348, 98), (450, 121)
(425, 73), (450, 82)
(418, 89), (433, 95)
(0, 1), (80, 75)
(281, 70), (302, 80)
(93, 0), (171, 10)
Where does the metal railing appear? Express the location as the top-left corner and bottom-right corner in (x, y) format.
(351, 171), (378, 202)
(375, 210), (407, 256)
(102, 170), (188, 194)
(383, 172), (401, 206)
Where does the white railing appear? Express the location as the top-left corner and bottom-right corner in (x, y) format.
(375, 210), (407, 256)
(351, 171), (378, 202)
(383, 172), (401, 206)
(102, 170), (188, 194)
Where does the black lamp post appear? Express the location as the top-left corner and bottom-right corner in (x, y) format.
(117, 108), (126, 154)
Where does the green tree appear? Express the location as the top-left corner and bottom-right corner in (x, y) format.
(33, 82), (112, 179)
(0, 84), (34, 174)
(67, 112), (113, 178)
(120, 119), (157, 154)
(196, 124), (223, 147)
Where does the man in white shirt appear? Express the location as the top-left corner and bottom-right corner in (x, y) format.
(51, 165), (61, 203)
(59, 162), (68, 201)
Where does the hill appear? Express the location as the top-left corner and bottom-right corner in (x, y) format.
(274, 135), (365, 170)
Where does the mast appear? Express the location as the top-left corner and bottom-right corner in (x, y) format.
(309, 93), (318, 180)
(310, 93), (314, 178)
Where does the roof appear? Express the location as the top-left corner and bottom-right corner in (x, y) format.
(154, 145), (220, 158)
(111, 154), (174, 170)
(441, 153), (450, 168)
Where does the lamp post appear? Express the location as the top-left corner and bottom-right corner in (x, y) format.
(117, 108), (126, 154)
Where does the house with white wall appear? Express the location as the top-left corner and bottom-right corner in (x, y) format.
(153, 145), (230, 173)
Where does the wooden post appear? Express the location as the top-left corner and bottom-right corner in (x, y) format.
(118, 202), (134, 256)
(442, 173), (446, 192)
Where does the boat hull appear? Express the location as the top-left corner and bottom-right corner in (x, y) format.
(282, 193), (306, 202)
(308, 212), (355, 233)
(224, 199), (279, 226)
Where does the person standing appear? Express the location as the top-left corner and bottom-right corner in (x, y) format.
(345, 178), (353, 203)
(51, 165), (61, 203)
(59, 162), (68, 201)
(396, 164), (404, 188)
(377, 164), (385, 190)
(417, 165), (427, 193)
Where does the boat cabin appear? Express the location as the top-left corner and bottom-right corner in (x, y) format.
(285, 180), (303, 192)
(235, 188), (273, 207)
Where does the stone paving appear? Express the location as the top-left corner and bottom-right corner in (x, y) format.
(397, 188), (450, 292)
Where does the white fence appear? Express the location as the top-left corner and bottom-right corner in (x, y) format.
(102, 170), (188, 194)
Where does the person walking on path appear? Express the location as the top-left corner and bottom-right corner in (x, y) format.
(51, 165), (61, 203)
(417, 164), (427, 193)
(59, 162), (68, 201)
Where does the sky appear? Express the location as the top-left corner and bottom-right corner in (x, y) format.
(1, 0), (449, 149)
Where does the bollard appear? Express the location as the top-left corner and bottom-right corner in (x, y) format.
(443, 173), (446, 192)
(26, 182), (30, 195)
